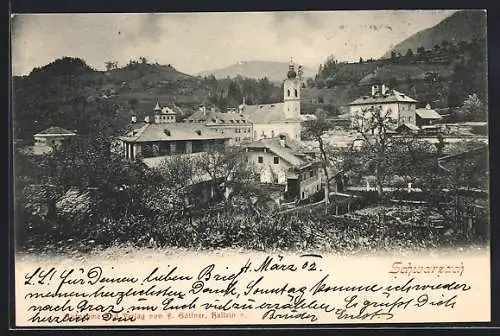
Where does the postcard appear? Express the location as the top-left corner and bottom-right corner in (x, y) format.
(11, 9), (490, 327)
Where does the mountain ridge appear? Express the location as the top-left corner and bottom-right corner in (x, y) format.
(198, 60), (316, 82)
(382, 10), (487, 59)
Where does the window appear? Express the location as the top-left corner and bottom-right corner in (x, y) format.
(287, 89), (290, 97)
(258, 156), (263, 164)
(295, 89), (298, 97)
(271, 130), (275, 137)
(273, 156), (279, 164)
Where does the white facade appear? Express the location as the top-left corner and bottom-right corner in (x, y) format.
(252, 122), (301, 141)
(350, 102), (400, 122)
(246, 149), (291, 184)
(242, 60), (303, 141)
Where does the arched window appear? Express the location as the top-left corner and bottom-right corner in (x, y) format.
(287, 89), (290, 97)
(294, 89), (298, 97)
(271, 130), (275, 137)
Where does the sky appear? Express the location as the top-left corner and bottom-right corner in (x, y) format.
(11, 10), (457, 76)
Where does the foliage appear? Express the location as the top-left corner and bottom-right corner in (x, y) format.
(454, 93), (485, 121)
(349, 105), (399, 197)
(302, 112), (336, 210)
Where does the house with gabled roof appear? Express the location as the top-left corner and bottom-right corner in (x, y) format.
(243, 133), (323, 201)
(185, 106), (253, 146)
(348, 77), (418, 129)
(119, 102), (230, 161)
(415, 104), (443, 127)
(33, 126), (77, 151)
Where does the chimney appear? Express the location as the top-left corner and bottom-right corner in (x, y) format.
(279, 134), (286, 147)
(131, 115), (137, 123)
(211, 107), (216, 113)
(144, 116), (150, 123)
(426, 103), (431, 110)
(382, 84), (388, 95)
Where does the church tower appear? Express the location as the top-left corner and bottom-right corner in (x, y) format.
(283, 59), (301, 119)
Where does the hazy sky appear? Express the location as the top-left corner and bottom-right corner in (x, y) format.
(11, 10), (457, 76)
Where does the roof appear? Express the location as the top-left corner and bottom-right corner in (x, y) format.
(416, 108), (442, 120)
(186, 110), (249, 124)
(119, 122), (231, 142)
(348, 89), (417, 106)
(395, 123), (420, 132)
(438, 145), (488, 164)
(240, 103), (302, 123)
(438, 145), (489, 175)
(34, 126), (77, 136)
(243, 136), (318, 168)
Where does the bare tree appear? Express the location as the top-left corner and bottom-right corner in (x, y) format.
(195, 147), (258, 204)
(302, 113), (336, 213)
(351, 105), (398, 197)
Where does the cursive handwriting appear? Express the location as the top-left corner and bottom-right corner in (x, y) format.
(19, 255), (474, 324)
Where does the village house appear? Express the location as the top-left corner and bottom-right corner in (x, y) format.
(415, 104), (443, 127)
(30, 126), (77, 155)
(348, 78), (418, 129)
(243, 134), (323, 201)
(119, 103), (230, 161)
(185, 106), (253, 146)
(239, 60), (303, 141)
(33, 126), (77, 148)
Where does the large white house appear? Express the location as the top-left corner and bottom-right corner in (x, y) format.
(348, 81), (418, 129)
(239, 60), (303, 141)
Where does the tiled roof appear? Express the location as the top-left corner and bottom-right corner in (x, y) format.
(186, 110), (249, 124)
(349, 89), (417, 105)
(244, 136), (317, 168)
(119, 122), (230, 142)
(35, 126), (77, 136)
(416, 108), (442, 120)
(240, 103), (302, 123)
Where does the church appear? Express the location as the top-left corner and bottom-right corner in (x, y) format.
(238, 60), (303, 141)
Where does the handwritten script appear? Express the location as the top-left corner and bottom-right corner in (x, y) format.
(16, 254), (485, 325)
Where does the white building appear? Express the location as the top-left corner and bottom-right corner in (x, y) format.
(239, 60), (303, 141)
(243, 134), (323, 201)
(348, 81), (418, 129)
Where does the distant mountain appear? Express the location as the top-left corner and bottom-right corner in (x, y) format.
(198, 60), (316, 82)
(382, 10), (487, 58)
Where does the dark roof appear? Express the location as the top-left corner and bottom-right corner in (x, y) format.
(243, 135), (318, 168)
(186, 110), (249, 124)
(119, 122), (231, 142)
(349, 89), (417, 105)
(34, 126), (77, 136)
